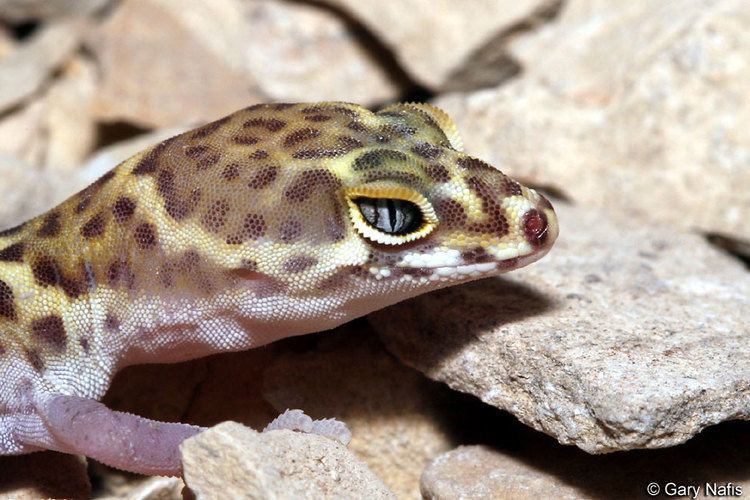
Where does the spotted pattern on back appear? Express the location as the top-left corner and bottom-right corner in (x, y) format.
(0, 103), (557, 454)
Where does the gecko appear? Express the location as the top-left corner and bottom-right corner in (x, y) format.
(0, 102), (558, 476)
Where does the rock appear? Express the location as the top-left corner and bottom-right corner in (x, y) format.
(43, 55), (97, 170)
(243, 0), (401, 105)
(421, 421), (750, 499)
(0, 0), (110, 23)
(97, 476), (184, 499)
(0, 154), (71, 230)
(0, 20), (85, 113)
(421, 445), (583, 499)
(91, 0), (263, 129)
(263, 324), (455, 499)
(180, 422), (395, 499)
(370, 202), (750, 453)
(0, 452), (90, 499)
(325, 0), (550, 89)
(437, 0), (750, 238)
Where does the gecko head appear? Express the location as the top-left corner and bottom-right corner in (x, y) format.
(335, 103), (559, 293)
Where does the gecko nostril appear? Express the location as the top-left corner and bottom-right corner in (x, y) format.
(523, 208), (549, 248)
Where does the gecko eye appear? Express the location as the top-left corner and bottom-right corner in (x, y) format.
(345, 183), (439, 245)
(354, 197), (423, 235)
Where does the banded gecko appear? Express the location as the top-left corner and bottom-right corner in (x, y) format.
(0, 102), (558, 476)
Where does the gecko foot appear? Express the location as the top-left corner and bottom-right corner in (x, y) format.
(36, 394), (205, 476)
(263, 409), (352, 445)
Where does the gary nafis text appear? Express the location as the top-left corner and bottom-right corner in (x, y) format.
(646, 481), (743, 498)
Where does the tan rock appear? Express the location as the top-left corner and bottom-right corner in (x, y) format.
(437, 0), (750, 238)
(44, 55), (97, 170)
(0, 20), (85, 113)
(325, 0), (550, 89)
(243, 0), (400, 105)
(0, 154), (70, 230)
(181, 422), (395, 499)
(421, 422), (750, 499)
(91, 0), (263, 129)
(371, 202), (750, 453)
(421, 445), (582, 499)
(97, 476), (184, 500)
(263, 325), (455, 499)
(0, 451), (90, 499)
(0, 0), (110, 22)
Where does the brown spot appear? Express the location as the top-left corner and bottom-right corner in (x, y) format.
(157, 169), (175, 197)
(112, 197), (136, 223)
(233, 134), (260, 145)
(283, 128), (321, 148)
(79, 337), (90, 354)
(31, 316), (67, 351)
(353, 150), (407, 170)
(317, 269), (350, 291)
(285, 169), (341, 202)
(184, 145), (209, 158)
(347, 120), (367, 132)
(304, 114), (332, 122)
(461, 246), (492, 264)
(523, 209), (549, 248)
(37, 212), (61, 237)
(32, 256), (60, 287)
(165, 188), (201, 221)
(279, 219), (302, 243)
(191, 116), (231, 139)
(0, 223), (25, 237)
(80, 212), (107, 239)
(202, 200), (230, 232)
(0, 242), (24, 262)
(457, 157), (491, 170)
(0, 342), (5, 356)
(134, 223), (157, 250)
(132, 139), (172, 175)
(250, 150), (269, 160)
(435, 198), (467, 228)
(272, 103), (295, 110)
(364, 170), (421, 186)
(196, 153), (221, 170)
(466, 177), (509, 237)
(222, 163), (241, 180)
(76, 171), (116, 213)
(325, 206), (347, 242)
(505, 179), (523, 196)
(243, 118), (286, 132)
(105, 313), (120, 331)
(284, 255), (317, 273)
(0, 279), (16, 320)
(25, 348), (44, 372)
(107, 259), (135, 289)
(381, 123), (417, 137)
(184, 145), (221, 169)
(248, 165), (278, 190)
(226, 213), (266, 244)
(425, 163), (451, 183)
(412, 142), (443, 160)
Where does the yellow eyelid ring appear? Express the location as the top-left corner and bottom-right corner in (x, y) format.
(344, 182), (439, 245)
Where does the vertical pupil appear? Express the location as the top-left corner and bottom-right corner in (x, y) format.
(355, 197), (424, 236)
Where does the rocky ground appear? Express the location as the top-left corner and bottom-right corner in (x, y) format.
(0, 0), (748, 498)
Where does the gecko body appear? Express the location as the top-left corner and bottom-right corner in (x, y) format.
(0, 102), (558, 475)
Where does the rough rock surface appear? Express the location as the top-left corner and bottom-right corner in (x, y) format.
(371, 202), (750, 453)
(91, 0), (262, 128)
(181, 422), (395, 499)
(437, 0), (750, 239)
(243, 0), (400, 104)
(263, 325), (455, 499)
(0, 20), (84, 113)
(326, 0), (550, 89)
(421, 422), (750, 499)
(0, 0), (110, 22)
